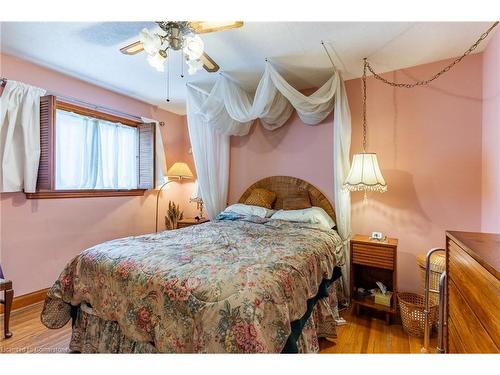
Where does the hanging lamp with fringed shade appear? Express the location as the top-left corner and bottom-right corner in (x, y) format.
(343, 58), (387, 196)
(344, 153), (387, 193)
(344, 22), (499, 198)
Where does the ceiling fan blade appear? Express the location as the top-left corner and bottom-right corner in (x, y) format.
(190, 21), (243, 34)
(200, 52), (219, 73)
(120, 41), (144, 55)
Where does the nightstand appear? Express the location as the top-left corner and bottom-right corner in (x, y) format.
(177, 218), (209, 229)
(350, 234), (398, 324)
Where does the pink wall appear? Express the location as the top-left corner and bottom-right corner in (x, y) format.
(0, 54), (197, 296)
(229, 54), (484, 292)
(481, 30), (500, 232)
(229, 111), (333, 204)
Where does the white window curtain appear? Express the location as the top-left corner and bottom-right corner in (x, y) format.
(0, 80), (46, 192)
(141, 116), (167, 189)
(55, 110), (138, 190)
(186, 61), (351, 294)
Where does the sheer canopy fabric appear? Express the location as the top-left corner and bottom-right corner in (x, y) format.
(197, 63), (338, 137)
(187, 87), (230, 219)
(331, 79), (352, 294)
(187, 63), (352, 289)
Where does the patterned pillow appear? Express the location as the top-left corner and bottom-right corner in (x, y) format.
(244, 188), (277, 209)
(282, 191), (312, 210)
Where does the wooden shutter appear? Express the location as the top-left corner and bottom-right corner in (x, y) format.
(137, 123), (156, 189)
(37, 95), (56, 190)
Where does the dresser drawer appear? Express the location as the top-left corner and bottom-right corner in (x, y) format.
(352, 243), (395, 270)
(448, 278), (499, 353)
(448, 239), (500, 348)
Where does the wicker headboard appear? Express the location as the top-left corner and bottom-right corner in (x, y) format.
(238, 176), (336, 221)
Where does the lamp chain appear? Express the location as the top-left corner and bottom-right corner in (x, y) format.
(360, 21), (498, 153)
(362, 58), (368, 152)
(365, 21), (498, 88)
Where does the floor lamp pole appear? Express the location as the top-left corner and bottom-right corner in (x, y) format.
(155, 180), (173, 233)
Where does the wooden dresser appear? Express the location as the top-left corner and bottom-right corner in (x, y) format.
(445, 231), (500, 353)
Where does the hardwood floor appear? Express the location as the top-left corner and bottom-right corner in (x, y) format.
(0, 302), (435, 354)
(0, 302), (71, 353)
(320, 308), (435, 353)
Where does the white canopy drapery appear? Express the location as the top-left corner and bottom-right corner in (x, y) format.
(187, 87), (230, 219)
(0, 80), (47, 193)
(186, 61), (352, 292)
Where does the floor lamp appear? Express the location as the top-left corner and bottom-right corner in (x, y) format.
(155, 162), (194, 232)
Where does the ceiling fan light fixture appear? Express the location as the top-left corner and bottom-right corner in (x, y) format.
(121, 21), (239, 75)
(186, 59), (203, 75)
(140, 28), (161, 56)
(147, 51), (167, 72)
(183, 35), (204, 61)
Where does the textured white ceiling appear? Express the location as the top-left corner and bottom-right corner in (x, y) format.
(0, 22), (495, 114)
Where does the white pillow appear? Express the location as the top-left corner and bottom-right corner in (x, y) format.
(222, 203), (275, 218)
(270, 207), (336, 229)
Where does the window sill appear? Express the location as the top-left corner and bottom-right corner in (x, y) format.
(25, 189), (147, 199)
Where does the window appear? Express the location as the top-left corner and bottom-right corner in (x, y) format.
(25, 96), (155, 199)
(55, 110), (138, 190)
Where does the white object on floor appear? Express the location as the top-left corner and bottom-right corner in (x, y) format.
(335, 317), (348, 326)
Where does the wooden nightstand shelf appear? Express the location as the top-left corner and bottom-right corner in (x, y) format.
(350, 234), (398, 324)
(177, 218), (209, 229)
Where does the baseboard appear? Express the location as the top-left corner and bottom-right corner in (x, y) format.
(0, 288), (49, 314)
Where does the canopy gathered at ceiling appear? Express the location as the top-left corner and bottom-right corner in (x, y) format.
(186, 61), (352, 293)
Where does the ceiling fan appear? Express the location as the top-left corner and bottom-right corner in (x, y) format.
(120, 21), (243, 74)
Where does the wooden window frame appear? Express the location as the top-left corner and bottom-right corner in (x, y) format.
(26, 97), (155, 199)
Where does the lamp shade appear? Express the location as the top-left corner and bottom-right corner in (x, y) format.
(343, 153), (387, 193)
(166, 162), (194, 179)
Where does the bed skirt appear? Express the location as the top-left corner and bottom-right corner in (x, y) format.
(67, 276), (342, 354)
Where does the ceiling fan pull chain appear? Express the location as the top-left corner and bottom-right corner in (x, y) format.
(166, 58), (170, 102)
(181, 50), (185, 78)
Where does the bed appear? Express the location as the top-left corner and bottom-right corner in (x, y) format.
(41, 176), (345, 353)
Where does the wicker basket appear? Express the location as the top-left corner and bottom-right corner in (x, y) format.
(398, 292), (438, 338)
(416, 252), (446, 304)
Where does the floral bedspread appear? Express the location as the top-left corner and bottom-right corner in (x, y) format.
(41, 217), (344, 353)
